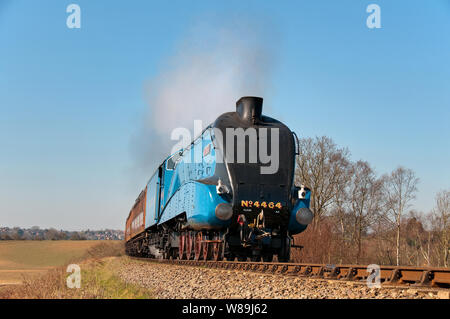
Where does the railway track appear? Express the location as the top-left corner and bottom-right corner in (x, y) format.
(131, 257), (450, 289)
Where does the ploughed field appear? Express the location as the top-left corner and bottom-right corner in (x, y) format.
(0, 240), (101, 285)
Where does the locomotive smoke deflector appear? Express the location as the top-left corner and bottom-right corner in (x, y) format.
(236, 96), (263, 124)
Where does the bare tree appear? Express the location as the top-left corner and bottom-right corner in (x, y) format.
(383, 167), (419, 266)
(347, 161), (384, 263)
(330, 170), (353, 263)
(10, 228), (22, 240)
(295, 136), (351, 226)
(44, 228), (61, 240)
(405, 210), (429, 266)
(431, 190), (449, 267)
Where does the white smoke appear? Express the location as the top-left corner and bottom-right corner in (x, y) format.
(131, 17), (278, 174)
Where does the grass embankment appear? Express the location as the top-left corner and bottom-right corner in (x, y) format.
(0, 241), (152, 299)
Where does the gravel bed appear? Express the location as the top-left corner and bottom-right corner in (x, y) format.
(116, 258), (447, 299)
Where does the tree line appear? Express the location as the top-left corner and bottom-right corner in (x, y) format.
(0, 227), (124, 241)
(292, 136), (449, 268)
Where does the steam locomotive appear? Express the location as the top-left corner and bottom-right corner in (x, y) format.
(125, 96), (313, 262)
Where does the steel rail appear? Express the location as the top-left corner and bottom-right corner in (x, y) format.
(130, 257), (450, 288)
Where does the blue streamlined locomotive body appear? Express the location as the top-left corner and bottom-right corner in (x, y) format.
(145, 128), (230, 230)
(125, 97), (313, 262)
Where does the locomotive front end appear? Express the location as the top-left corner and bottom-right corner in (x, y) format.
(211, 97), (313, 261)
(125, 95), (313, 262)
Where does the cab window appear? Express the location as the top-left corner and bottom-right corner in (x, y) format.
(166, 153), (181, 170)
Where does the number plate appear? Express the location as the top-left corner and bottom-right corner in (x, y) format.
(240, 200), (283, 210)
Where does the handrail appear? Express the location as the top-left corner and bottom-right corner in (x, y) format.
(292, 131), (300, 156)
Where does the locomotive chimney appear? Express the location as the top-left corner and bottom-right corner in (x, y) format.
(236, 96), (263, 124)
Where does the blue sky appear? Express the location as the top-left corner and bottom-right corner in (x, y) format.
(0, 0), (449, 230)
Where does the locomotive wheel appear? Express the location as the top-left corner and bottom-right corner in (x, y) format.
(186, 232), (194, 260)
(194, 232), (203, 260)
(251, 255), (261, 262)
(212, 242), (223, 261)
(262, 254), (273, 262)
(178, 233), (186, 260)
(237, 255), (248, 262)
(171, 248), (178, 260)
(203, 240), (212, 261)
(277, 237), (291, 262)
(226, 253), (236, 261)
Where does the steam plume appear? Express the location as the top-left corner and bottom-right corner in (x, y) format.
(131, 17), (278, 176)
